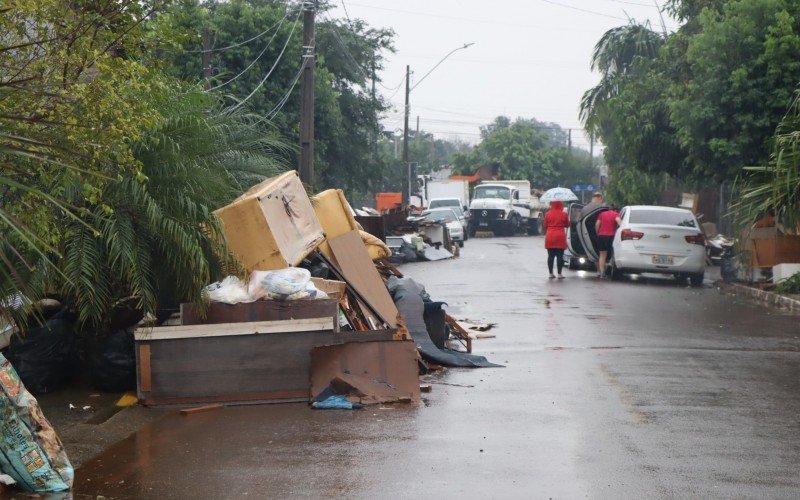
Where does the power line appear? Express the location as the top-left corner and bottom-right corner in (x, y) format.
(187, 9), (290, 53)
(226, 11), (301, 113)
(207, 12), (289, 91)
(257, 56), (309, 125)
(321, 12), (400, 93)
(539, 0), (628, 21)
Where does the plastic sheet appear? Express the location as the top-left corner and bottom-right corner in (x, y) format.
(387, 277), (502, 368)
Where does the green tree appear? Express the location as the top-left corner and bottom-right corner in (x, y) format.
(667, 0), (800, 181)
(453, 117), (595, 189)
(1, 0), (171, 321)
(161, 0), (395, 198)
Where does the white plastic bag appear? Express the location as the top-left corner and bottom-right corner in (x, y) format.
(205, 276), (255, 304)
(248, 268), (311, 300)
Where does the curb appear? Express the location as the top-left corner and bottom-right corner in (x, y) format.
(726, 283), (800, 312)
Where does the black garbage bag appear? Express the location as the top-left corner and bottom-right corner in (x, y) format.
(91, 328), (136, 392)
(423, 301), (448, 350)
(6, 308), (78, 394)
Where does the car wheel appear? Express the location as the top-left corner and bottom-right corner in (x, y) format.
(690, 272), (704, 287)
(468, 223), (477, 237)
(610, 259), (623, 280)
(458, 240), (464, 248)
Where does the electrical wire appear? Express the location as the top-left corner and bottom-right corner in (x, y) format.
(225, 11), (301, 113)
(260, 57), (307, 123)
(207, 12), (289, 91)
(187, 8), (290, 53)
(322, 12), (401, 92)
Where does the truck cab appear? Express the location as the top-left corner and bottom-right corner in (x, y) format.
(468, 181), (544, 237)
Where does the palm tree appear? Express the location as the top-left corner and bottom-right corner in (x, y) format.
(580, 22), (666, 137)
(54, 87), (290, 329)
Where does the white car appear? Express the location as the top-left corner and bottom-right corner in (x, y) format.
(422, 208), (465, 247)
(571, 205), (706, 286)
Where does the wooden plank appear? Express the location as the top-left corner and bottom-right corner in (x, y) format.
(328, 231), (398, 328)
(139, 344), (152, 392)
(134, 317), (334, 341)
(143, 390), (309, 407)
(180, 404), (224, 415)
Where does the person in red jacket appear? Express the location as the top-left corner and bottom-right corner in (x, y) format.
(543, 200), (570, 279)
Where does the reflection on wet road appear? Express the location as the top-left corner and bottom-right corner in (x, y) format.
(75, 236), (800, 498)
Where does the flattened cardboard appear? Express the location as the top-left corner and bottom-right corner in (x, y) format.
(214, 171), (325, 271)
(328, 231), (398, 328)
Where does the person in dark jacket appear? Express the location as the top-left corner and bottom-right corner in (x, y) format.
(543, 200), (570, 279)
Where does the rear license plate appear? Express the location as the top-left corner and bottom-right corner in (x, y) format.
(479, 222), (489, 227)
(652, 255), (674, 265)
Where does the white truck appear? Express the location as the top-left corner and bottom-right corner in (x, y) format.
(415, 176), (469, 212)
(468, 180), (547, 236)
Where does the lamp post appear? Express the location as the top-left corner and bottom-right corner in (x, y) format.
(402, 42), (474, 205)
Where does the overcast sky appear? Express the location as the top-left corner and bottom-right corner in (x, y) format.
(327, 0), (678, 151)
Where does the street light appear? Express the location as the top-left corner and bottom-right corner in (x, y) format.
(402, 42), (475, 204)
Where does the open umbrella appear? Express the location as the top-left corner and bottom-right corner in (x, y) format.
(540, 187), (578, 202)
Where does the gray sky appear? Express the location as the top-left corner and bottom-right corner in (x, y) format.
(328, 0), (678, 151)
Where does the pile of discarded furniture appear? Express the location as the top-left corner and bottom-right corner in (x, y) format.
(134, 172), (498, 409)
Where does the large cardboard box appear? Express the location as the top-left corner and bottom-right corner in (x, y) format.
(214, 171), (325, 271)
(749, 227), (800, 268)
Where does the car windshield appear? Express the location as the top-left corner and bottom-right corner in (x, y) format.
(430, 199), (459, 209)
(473, 186), (510, 200)
(629, 209), (696, 228)
(424, 210), (457, 223)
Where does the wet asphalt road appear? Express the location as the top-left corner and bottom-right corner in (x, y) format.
(74, 235), (800, 499)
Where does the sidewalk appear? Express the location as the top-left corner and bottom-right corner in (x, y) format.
(725, 282), (800, 312)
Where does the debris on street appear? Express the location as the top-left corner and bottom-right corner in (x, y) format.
(131, 171), (498, 408)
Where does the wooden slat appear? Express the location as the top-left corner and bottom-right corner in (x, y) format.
(139, 344), (152, 392)
(134, 317), (334, 341)
(328, 231), (398, 328)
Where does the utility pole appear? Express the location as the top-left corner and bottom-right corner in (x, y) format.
(590, 135), (599, 190)
(416, 115), (420, 137)
(299, 1), (317, 187)
(371, 56), (378, 162)
(568, 129), (572, 157)
(402, 65), (410, 204)
(201, 27), (213, 90)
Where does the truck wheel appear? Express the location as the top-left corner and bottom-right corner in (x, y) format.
(509, 215), (521, 236)
(528, 218), (542, 236)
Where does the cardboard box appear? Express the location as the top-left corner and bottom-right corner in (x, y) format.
(214, 171), (325, 271)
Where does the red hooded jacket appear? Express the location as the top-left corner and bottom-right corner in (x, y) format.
(543, 200), (569, 249)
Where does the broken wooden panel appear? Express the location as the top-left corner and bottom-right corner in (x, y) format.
(135, 319), (397, 406)
(328, 231), (398, 328)
(310, 341), (420, 405)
